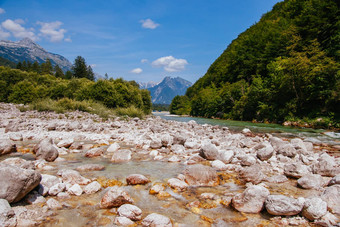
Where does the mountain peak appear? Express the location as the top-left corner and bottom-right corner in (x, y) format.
(17, 38), (43, 50)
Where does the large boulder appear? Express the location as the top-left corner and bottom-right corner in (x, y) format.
(199, 143), (219, 160)
(141, 213), (172, 227)
(111, 149), (132, 163)
(239, 165), (266, 184)
(256, 143), (274, 161)
(0, 163), (41, 203)
(312, 153), (340, 177)
(1, 158), (34, 170)
(320, 185), (340, 215)
(183, 164), (219, 186)
(232, 185), (270, 213)
(0, 140), (17, 155)
(126, 174), (150, 185)
(297, 174), (326, 189)
(302, 197), (327, 221)
(100, 186), (134, 209)
(284, 162), (309, 178)
(118, 204), (142, 221)
(265, 195), (305, 216)
(0, 199), (16, 227)
(33, 138), (59, 162)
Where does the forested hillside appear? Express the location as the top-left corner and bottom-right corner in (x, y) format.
(171, 0), (340, 128)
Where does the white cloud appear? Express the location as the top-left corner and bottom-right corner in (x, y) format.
(1, 19), (37, 40)
(0, 26), (10, 39)
(0, 8), (5, 14)
(141, 59), (148, 63)
(37, 21), (66, 42)
(130, 68), (143, 74)
(140, 19), (159, 29)
(152, 56), (188, 72)
(14, 19), (25, 25)
(64, 37), (72, 42)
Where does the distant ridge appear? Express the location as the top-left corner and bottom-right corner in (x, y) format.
(0, 38), (72, 72)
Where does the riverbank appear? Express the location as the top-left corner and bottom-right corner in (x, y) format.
(0, 102), (339, 226)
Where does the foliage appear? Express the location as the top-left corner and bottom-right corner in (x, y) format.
(175, 0), (340, 128)
(114, 106), (145, 119)
(169, 95), (191, 115)
(152, 104), (170, 111)
(72, 56), (94, 81)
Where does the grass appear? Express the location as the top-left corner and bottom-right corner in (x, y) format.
(19, 98), (147, 119)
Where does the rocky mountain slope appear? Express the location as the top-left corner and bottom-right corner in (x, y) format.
(0, 38), (72, 71)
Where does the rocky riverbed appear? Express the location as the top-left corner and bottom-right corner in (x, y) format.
(0, 102), (339, 226)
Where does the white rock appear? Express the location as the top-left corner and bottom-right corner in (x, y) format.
(107, 143), (120, 153)
(57, 138), (74, 148)
(141, 213), (172, 227)
(302, 197), (327, 221)
(46, 198), (62, 209)
(68, 184), (83, 196)
(211, 160), (228, 171)
(118, 204), (142, 221)
(167, 178), (188, 191)
(168, 156), (180, 162)
(48, 183), (66, 196)
(84, 181), (102, 194)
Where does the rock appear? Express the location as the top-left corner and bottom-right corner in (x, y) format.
(1, 157), (34, 170)
(297, 174), (326, 189)
(111, 149), (132, 163)
(172, 134), (187, 145)
(149, 184), (165, 195)
(170, 144), (185, 155)
(232, 185), (270, 213)
(211, 160), (228, 171)
(266, 175), (288, 183)
(328, 174), (340, 186)
(100, 186), (134, 209)
(25, 191), (46, 204)
(168, 156), (180, 162)
(302, 197), (327, 221)
(85, 147), (106, 157)
(5, 121), (18, 133)
(47, 122), (56, 131)
(57, 138), (74, 148)
(46, 198), (62, 209)
(314, 212), (339, 227)
(200, 193), (217, 200)
(183, 164), (219, 186)
(118, 204), (142, 221)
(269, 137), (286, 150)
(277, 144), (297, 157)
(265, 195), (305, 216)
(76, 164), (105, 172)
(313, 153), (340, 177)
(141, 213), (172, 227)
(291, 138), (308, 154)
(284, 162), (309, 178)
(33, 138), (59, 162)
(114, 216), (135, 226)
(218, 150), (234, 163)
(184, 140), (198, 149)
(161, 133), (173, 147)
(256, 143), (274, 161)
(57, 192), (71, 199)
(199, 143), (219, 160)
(107, 143), (120, 153)
(68, 184), (83, 196)
(59, 169), (90, 185)
(41, 174), (60, 189)
(0, 199), (16, 227)
(0, 140), (17, 155)
(126, 174), (150, 185)
(150, 138), (162, 149)
(321, 185), (340, 215)
(238, 155), (256, 166)
(9, 133), (23, 141)
(240, 165), (266, 184)
(0, 163), (41, 203)
(167, 178), (188, 191)
(48, 183), (66, 196)
(69, 141), (83, 150)
(84, 181), (102, 194)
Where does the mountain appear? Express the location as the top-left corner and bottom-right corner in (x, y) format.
(147, 77), (192, 104)
(0, 38), (72, 72)
(138, 81), (159, 89)
(171, 0), (339, 124)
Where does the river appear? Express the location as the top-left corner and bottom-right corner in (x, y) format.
(153, 112), (340, 146)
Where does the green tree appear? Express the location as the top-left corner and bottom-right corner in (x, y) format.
(72, 56), (88, 79)
(54, 65), (64, 78)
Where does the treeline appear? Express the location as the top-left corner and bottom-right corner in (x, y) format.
(0, 66), (152, 115)
(171, 0), (340, 128)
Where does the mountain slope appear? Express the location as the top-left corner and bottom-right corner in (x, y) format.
(176, 0), (339, 124)
(148, 77), (192, 104)
(0, 38), (72, 71)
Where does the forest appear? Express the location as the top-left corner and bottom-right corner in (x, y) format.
(170, 0), (340, 128)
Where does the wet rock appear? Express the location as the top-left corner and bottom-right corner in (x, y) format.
(48, 183), (66, 196)
(302, 197), (327, 221)
(232, 185), (270, 213)
(85, 146), (106, 157)
(256, 143), (274, 161)
(240, 165), (266, 184)
(312, 153), (340, 177)
(76, 164), (105, 172)
(0, 140), (17, 155)
(0, 163), (41, 203)
(57, 138), (74, 148)
(183, 164), (219, 186)
(141, 213), (172, 227)
(265, 195), (305, 216)
(218, 150), (234, 163)
(118, 204), (142, 221)
(320, 185), (340, 215)
(68, 184), (83, 196)
(284, 162), (309, 178)
(0, 199), (16, 227)
(328, 174), (340, 186)
(167, 178), (188, 191)
(114, 216), (135, 226)
(84, 181), (102, 194)
(5, 121), (18, 133)
(107, 143), (120, 153)
(33, 138), (59, 162)
(149, 184), (165, 195)
(126, 174), (150, 185)
(200, 193), (218, 200)
(100, 186), (134, 209)
(266, 175), (288, 183)
(46, 198), (62, 209)
(9, 133), (23, 141)
(111, 149), (132, 163)
(199, 143), (219, 160)
(297, 174), (326, 189)
(59, 169), (90, 185)
(211, 160), (228, 171)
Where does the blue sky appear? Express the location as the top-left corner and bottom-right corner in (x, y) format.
(0, 0), (282, 83)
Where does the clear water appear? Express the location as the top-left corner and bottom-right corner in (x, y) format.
(154, 112), (340, 146)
